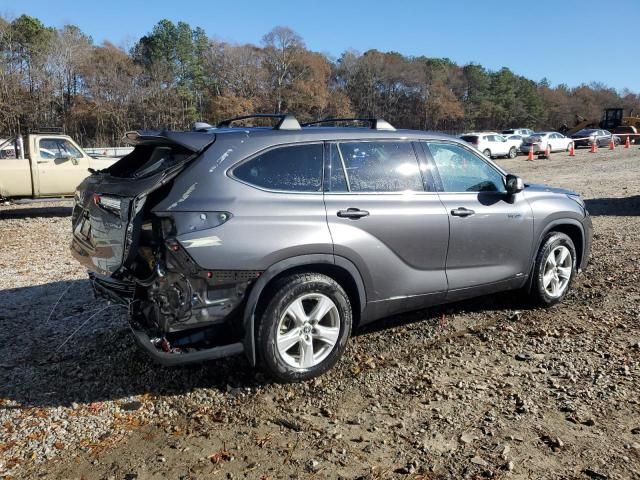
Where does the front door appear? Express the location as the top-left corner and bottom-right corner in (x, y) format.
(422, 141), (534, 296)
(34, 137), (90, 196)
(323, 140), (449, 318)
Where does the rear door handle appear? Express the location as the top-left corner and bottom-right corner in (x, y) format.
(337, 208), (370, 219)
(450, 207), (475, 217)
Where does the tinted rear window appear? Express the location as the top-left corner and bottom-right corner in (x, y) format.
(460, 136), (479, 143)
(233, 143), (323, 192)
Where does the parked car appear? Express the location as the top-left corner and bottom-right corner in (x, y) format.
(0, 133), (118, 200)
(570, 129), (621, 148)
(71, 114), (592, 381)
(459, 132), (520, 159)
(502, 128), (534, 138)
(504, 134), (525, 153)
(521, 132), (574, 154)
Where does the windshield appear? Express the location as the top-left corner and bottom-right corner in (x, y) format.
(575, 129), (597, 135)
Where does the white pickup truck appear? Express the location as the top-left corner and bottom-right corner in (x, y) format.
(0, 133), (118, 200)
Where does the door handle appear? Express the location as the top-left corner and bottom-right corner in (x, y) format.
(37, 160), (48, 164)
(451, 207), (475, 217)
(337, 208), (370, 219)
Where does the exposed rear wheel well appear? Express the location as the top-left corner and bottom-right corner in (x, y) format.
(548, 224), (583, 267)
(254, 263), (362, 330)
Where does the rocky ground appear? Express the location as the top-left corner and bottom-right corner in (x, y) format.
(1, 146), (639, 480)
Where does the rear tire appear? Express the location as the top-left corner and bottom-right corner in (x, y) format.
(256, 273), (352, 382)
(527, 232), (576, 307)
(508, 147), (517, 158)
(483, 149), (491, 158)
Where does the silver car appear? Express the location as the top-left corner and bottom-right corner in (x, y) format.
(71, 114), (593, 381)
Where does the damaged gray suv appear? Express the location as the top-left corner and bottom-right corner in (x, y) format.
(71, 114), (592, 381)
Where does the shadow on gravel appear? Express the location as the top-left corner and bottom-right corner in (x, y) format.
(585, 195), (640, 216)
(0, 278), (528, 408)
(0, 205), (72, 219)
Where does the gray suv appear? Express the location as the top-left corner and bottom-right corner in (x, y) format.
(71, 114), (592, 381)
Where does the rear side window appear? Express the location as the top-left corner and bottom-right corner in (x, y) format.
(460, 135), (478, 143)
(335, 141), (423, 192)
(233, 143), (323, 192)
(425, 142), (505, 193)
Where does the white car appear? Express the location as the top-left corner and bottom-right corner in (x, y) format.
(504, 134), (526, 152)
(502, 128), (534, 137)
(521, 132), (574, 154)
(459, 132), (521, 159)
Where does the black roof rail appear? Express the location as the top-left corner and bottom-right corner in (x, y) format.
(217, 114), (301, 131)
(301, 118), (396, 131)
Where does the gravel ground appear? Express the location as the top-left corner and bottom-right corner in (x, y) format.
(1, 146), (639, 480)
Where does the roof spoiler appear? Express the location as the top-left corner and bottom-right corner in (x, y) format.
(123, 130), (216, 152)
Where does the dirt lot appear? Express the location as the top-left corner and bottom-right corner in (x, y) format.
(1, 147), (639, 480)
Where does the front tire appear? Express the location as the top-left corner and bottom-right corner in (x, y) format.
(508, 147), (517, 158)
(528, 232), (576, 307)
(256, 273), (352, 382)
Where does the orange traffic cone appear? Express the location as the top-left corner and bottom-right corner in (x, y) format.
(609, 136), (616, 150)
(569, 143), (575, 157)
(625, 136), (631, 148)
(527, 145), (534, 161)
(539, 143), (550, 159)
(590, 140), (597, 153)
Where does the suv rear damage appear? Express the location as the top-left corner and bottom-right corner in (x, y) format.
(72, 114), (592, 381)
(71, 129), (251, 365)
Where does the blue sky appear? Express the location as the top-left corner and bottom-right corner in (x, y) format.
(5, 0), (639, 92)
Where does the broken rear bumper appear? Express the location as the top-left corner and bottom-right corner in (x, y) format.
(130, 326), (244, 366)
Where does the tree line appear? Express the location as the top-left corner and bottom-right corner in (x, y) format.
(1, 14), (639, 146)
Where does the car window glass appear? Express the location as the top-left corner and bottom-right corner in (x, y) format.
(233, 143), (323, 192)
(426, 142), (505, 193)
(337, 141), (423, 192)
(327, 143), (349, 192)
(39, 138), (82, 158)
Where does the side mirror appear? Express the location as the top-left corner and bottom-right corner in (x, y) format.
(55, 154), (71, 162)
(506, 174), (524, 195)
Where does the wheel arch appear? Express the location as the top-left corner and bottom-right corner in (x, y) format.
(536, 220), (585, 270)
(242, 254), (367, 366)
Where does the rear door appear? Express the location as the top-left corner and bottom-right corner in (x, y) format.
(423, 141), (534, 297)
(34, 136), (91, 196)
(323, 140), (449, 317)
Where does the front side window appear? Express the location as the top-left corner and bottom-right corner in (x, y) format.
(233, 143), (323, 192)
(39, 138), (82, 159)
(425, 142), (505, 193)
(335, 141), (423, 192)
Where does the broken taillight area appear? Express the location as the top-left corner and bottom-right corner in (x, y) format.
(117, 211), (259, 357)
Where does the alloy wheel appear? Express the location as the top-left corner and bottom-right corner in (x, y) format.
(276, 293), (341, 369)
(542, 245), (572, 298)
